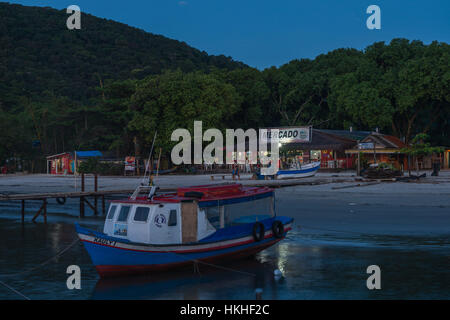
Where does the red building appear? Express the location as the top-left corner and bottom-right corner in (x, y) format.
(46, 151), (102, 175)
(46, 152), (73, 175)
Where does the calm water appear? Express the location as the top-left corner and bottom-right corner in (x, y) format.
(0, 189), (449, 300)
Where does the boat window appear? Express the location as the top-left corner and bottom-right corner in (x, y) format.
(106, 205), (118, 220)
(168, 209), (177, 226)
(117, 206), (131, 222)
(134, 207), (150, 222)
(205, 206), (221, 229)
(223, 196), (274, 227)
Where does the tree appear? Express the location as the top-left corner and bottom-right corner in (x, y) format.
(263, 48), (364, 128)
(127, 70), (241, 156)
(400, 133), (444, 175)
(329, 39), (450, 143)
(213, 67), (270, 128)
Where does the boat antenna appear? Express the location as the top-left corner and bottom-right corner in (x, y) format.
(141, 131), (157, 186)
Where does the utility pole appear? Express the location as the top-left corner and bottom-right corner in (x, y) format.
(357, 140), (361, 176)
(134, 136), (140, 175)
(373, 143), (377, 164)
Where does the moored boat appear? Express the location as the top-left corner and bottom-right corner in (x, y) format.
(76, 183), (293, 277)
(276, 161), (321, 179)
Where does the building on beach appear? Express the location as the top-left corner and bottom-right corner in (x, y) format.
(277, 128), (371, 169)
(223, 127), (407, 171)
(46, 151), (103, 175)
(344, 133), (409, 170)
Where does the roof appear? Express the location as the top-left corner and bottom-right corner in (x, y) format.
(362, 133), (408, 149)
(112, 184), (274, 207)
(317, 129), (371, 141)
(282, 129), (356, 151)
(75, 150), (103, 158)
(379, 135), (408, 148)
(46, 152), (71, 159)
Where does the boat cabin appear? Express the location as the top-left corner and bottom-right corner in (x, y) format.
(103, 184), (275, 245)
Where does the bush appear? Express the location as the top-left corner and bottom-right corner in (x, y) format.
(77, 158), (123, 175)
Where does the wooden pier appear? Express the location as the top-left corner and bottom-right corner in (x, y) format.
(0, 174), (173, 224)
(0, 174), (364, 224)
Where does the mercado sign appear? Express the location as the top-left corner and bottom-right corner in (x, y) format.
(259, 127), (312, 144)
(358, 142), (375, 149)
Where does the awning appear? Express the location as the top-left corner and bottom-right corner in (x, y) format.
(345, 148), (403, 154)
(75, 151), (103, 158)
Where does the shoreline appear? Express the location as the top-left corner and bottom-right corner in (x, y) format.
(1, 170), (449, 195)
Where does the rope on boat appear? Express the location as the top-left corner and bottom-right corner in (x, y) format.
(0, 238), (80, 300)
(0, 280), (31, 300)
(166, 250), (257, 277)
(0, 238), (80, 278)
(189, 259), (257, 277)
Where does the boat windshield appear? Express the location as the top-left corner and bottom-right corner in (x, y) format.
(205, 196), (274, 228)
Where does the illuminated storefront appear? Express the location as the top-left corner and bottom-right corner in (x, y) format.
(264, 127), (363, 169)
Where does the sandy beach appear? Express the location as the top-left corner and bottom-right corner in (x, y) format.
(1, 170), (449, 196)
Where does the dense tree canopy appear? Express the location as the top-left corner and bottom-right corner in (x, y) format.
(330, 39), (450, 143)
(0, 4), (448, 172)
(127, 70), (241, 155)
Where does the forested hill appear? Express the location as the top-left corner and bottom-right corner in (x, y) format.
(0, 3), (448, 172)
(0, 3), (246, 108)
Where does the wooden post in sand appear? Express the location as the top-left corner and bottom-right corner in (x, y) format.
(94, 174), (98, 215)
(80, 173), (85, 218)
(21, 200), (25, 224)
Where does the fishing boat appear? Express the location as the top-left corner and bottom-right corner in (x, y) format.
(75, 183), (293, 278)
(276, 161), (321, 179)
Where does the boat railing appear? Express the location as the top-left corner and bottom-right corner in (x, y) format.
(130, 185), (159, 200)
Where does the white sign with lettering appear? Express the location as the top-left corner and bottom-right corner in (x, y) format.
(259, 127), (311, 144)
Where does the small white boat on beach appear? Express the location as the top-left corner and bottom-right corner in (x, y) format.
(276, 161), (321, 179)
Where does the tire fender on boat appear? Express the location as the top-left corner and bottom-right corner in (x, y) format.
(56, 197), (66, 205)
(252, 222), (265, 242)
(272, 220), (284, 238)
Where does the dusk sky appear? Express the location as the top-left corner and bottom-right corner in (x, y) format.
(5, 0), (450, 69)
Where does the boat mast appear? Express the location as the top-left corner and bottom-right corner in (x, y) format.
(141, 131), (157, 186)
(130, 131), (158, 200)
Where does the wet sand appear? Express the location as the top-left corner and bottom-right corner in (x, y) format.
(0, 171), (449, 299)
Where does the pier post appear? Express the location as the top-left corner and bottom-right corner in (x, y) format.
(94, 174), (98, 215)
(21, 200), (25, 224)
(31, 200), (46, 223)
(255, 288), (263, 300)
(80, 197), (85, 218)
(43, 199), (47, 224)
(80, 173), (85, 218)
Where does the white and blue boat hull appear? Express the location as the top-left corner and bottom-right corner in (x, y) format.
(276, 161), (321, 179)
(76, 216), (293, 278)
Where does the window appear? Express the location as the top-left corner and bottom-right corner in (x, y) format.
(107, 205), (117, 220)
(168, 210), (177, 226)
(134, 207), (150, 222)
(205, 206), (221, 229)
(223, 196), (274, 226)
(117, 206), (131, 222)
(114, 224), (128, 236)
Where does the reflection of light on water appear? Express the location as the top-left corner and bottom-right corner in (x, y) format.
(277, 243), (290, 274)
(50, 224), (62, 253)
